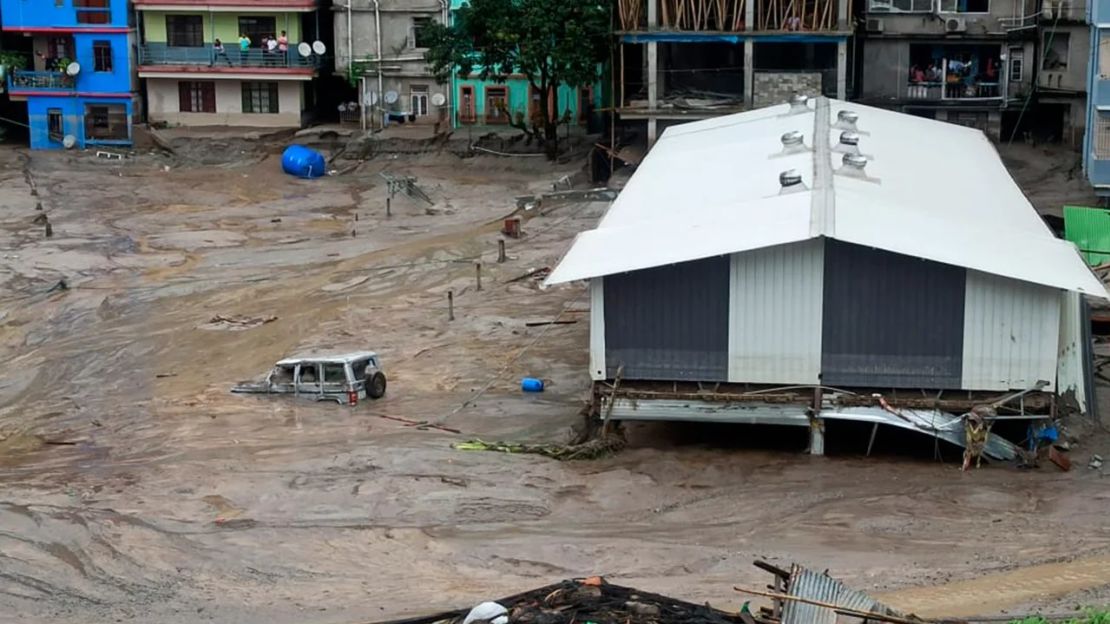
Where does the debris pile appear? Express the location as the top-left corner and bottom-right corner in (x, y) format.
(373, 578), (744, 624)
(452, 433), (626, 461)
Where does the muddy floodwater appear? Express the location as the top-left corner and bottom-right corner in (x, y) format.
(1, 144), (1109, 623)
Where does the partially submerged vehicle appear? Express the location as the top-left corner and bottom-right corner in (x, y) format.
(232, 351), (386, 406)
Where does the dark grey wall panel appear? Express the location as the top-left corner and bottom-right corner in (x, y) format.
(821, 240), (966, 389)
(604, 256), (730, 381)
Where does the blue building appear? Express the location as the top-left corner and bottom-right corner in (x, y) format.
(2, 0), (135, 149)
(1086, 0), (1110, 194)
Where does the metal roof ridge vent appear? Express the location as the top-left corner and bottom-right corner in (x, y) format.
(787, 93), (811, 115)
(836, 153), (879, 183)
(779, 130), (808, 155)
(779, 169), (807, 194)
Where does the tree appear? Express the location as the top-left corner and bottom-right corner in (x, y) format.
(424, 0), (609, 159)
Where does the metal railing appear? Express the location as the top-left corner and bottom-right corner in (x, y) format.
(8, 70), (75, 90)
(138, 44), (318, 68)
(906, 80), (1001, 100)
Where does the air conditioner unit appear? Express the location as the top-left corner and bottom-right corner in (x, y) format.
(945, 17), (967, 32)
(866, 17), (885, 32)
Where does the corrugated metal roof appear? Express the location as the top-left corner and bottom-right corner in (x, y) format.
(782, 564), (894, 624)
(546, 98), (1107, 299)
(822, 406), (1020, 461)
(1064, 205), (1110, 265)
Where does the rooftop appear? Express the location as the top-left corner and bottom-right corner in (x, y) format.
(546, 96), (1107, 298)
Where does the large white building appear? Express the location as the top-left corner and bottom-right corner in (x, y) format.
(547, 96), (1106, 456)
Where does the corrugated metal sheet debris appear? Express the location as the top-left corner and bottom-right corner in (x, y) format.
(823, 407), (1019, 461)
(782, 564), (895, 624)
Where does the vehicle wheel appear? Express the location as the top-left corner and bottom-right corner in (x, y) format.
(368, 372), (387, 399)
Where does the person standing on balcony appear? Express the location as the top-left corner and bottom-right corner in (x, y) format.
(239, 33), (252, 64)
(212, 39), (232, 66)
(266, 36), (279, 66)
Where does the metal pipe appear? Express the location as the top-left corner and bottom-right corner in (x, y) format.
(439, 0), (450, 125)
(372, 0), (384, 129)
(346, 1), (353, 77)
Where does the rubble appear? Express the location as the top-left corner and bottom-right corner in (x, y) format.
(371, 578), (743, 624)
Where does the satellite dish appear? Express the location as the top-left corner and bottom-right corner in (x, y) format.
(384, 90), (399, 105)
(431, 93), (446, 107)
(312, 40), (327, 55)
(338, 103), (348, 112)
(348, 101), (359, 110)
(62, 134), (77, 149)
(297, 42), (312, 58)
(65, 62), (81, 76)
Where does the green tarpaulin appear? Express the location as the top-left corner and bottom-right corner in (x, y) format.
(1064, 205), (1110, 266)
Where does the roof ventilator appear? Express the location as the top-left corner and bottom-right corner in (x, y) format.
(833, 131), (861, 156)
(787, 94), (810, 115)
(779, 169), (807, 194)
(779, 130), (808, 155)
(837, 153), (876, 181)
(832, 110), (860, 132)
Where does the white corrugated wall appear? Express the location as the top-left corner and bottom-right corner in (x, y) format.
(589, 278), (606, 381)
(961, 270), (1061, 391)
(728, 238), (825, 384)
(1056, 290), (1088, 413)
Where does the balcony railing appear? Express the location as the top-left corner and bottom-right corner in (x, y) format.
(8, 70), (75, 91)
(906, 80), (1001, 100)
(138, 44), (318, 69)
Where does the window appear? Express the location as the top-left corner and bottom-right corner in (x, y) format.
(1008, 47), (1024, 82)
(84, 104), (128, 141)
(242, 82), (279, 114)
(459, 86), (476, 123)
(485, 86), (509, 124)
(1043, 32), (1070, 70)
(238, 16), (277, 47)
(47, 109), (63, 139)
(938, 0), (989, 12)
(321, 363), (347, 384)
(75, 0), (111, 25)
(869, 0), (932, 12)
(578, 86), (593, 124)
(410, 16), (434, 48)
(179, 81), (216, 113)
(47, 37), (72, 62)
(1095, 113), (1110, 159)
(410, 84), (429, 116)
(166, 15), (204, 47)
(1101, 31), (1110, 78)
(93, 41), (112, 72)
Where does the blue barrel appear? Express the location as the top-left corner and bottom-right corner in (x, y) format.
(521, 377), (545, 392)
(281, 145), (326, 179)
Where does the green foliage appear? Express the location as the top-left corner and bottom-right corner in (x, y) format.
(423, 0), (609, 156)
(0, 50), (28, 71)
(1007, 609), (1110, 624)
(346, 59), (375, 87)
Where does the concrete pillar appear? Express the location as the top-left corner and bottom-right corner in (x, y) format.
(744, 39), (754, 108)
(746, 0), (755, 30)
(809, 417), (825, 456)
(647, 118), (658, 143)
(837, 0), (849, 29)
(647, 41), (658, 144)
(836, 39), (847, 100)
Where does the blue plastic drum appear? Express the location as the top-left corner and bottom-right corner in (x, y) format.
(521, 377), (545, 392)
(281, 145), (326, 179)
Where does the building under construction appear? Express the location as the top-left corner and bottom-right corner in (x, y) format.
(616, 0), (853, 144)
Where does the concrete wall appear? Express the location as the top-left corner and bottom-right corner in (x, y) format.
(0, 0), (128, 28)
(862, 0), (1036, 36)
(27, 96), (133, 149)
(142, 11), (303, 43)
(333, 0), (444, 71)
(1038, 23), (1090, 93)
(146, 78), (303, 127)
(752, 71), (822, 108)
